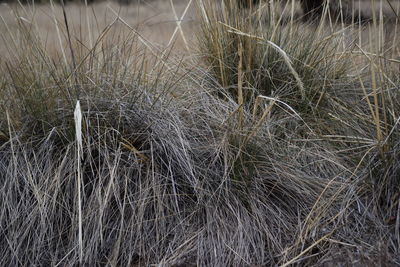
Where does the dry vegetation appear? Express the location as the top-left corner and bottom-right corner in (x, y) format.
(0, 0), (400, 266)
(0, 1), (197, 57)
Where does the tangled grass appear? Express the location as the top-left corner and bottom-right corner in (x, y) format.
(0, 0), (399, 266)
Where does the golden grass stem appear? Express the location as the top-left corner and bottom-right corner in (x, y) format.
(237, 41), (244, 128)
(280, 232), (332, 267)
(50, 0), (68, 67)
(84, 0), (93, 49)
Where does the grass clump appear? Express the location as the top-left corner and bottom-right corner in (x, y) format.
(0, 1), (400, 266)
(197, 0), (400, 264)
(198, 0), (351, 115)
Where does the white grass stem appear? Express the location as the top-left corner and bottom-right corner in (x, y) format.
(74, 100), (83, 264)
(168, 0), (192, 52)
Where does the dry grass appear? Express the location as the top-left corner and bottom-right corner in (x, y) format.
(0, 0), (198, 58)
(0, 0), (400, 266)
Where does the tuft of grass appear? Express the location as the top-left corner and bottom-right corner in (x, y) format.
(197, 0), (400, 264)
(197, 0), (352, 116)
(0, 0), (399, 266)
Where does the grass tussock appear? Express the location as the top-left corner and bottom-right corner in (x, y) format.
(0, 0), (400, 266)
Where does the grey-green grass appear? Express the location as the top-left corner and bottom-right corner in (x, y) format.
(1, 0), (400, 266)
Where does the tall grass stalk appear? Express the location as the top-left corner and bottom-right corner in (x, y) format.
(74, 100), (83, 264)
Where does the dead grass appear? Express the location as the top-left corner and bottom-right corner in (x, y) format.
(0, 0), (198, 59)
(0, 0), (400, 266)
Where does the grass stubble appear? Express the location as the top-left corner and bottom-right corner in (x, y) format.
(0, 0), (399, 266)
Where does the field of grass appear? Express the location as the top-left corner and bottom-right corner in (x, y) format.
(0, 0), (400, 266)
